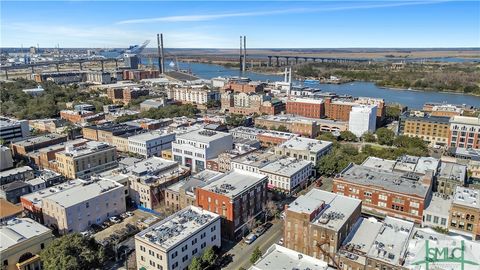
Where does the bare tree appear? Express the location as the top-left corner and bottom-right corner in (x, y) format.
(264, 200), (278, 223)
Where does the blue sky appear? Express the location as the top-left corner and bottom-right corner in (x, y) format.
(1, 1), (479, 48)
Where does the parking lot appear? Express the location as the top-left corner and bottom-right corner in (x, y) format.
(93, 209), (159, 242)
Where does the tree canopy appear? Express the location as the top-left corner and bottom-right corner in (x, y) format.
(375, 128), (395, 145)
(250, 246), (263, 264)
(40, 234), (106, 270)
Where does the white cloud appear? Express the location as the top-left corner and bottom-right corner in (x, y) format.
(116, 1), (446, 24)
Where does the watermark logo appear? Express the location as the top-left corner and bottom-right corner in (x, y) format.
(411, 240), (479, 270)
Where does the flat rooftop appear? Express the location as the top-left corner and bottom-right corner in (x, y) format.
(127, 157), (178, 177)
(424, 193), (453, 216)
(249, 244), (330, 270)
(57, 141), (114, 157)
(0, 218), (51, 252)
(191, 169), (224, 183)
(128, 130), (173, 142)
(362, 157), (396, 171)
(231, 150), (279, 169)
(21, 179), (84, 208)
(136, 206), (218, 251)
(438, 162), (467, 182)
(202, 169), (267, 198)
(0, 166), (33, 178)
(453, 186), (480, 209)
(365, 216), (414, 265)
(259, 158), (311, 177)
(340, 217), (383, 264)
(0, 198), (23, 219)
(0, 117), (26, 127)
(277, 137), (332, 153)
(288, 189), (361, 231)
(450, 115), (480, 126)
(339, 164), (431, 197)
(288, 97), (324, 104)
(44, 179), (123, 208)
(12, 133), (66, 147)
(177, 128), (232, 144)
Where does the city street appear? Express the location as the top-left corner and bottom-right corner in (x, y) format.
(222, 220), (284, 270)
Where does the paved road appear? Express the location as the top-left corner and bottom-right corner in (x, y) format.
(223, 220), (284, 270)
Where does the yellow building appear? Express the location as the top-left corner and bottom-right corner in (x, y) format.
(0, 218), (54, 270)
(54, 141), (118, 179)
(399, 112), (450, 147)
(161, 149), (173, 160)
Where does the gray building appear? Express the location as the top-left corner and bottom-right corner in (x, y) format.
(0, 180), (32, 203)
(0, 117), (29, 143)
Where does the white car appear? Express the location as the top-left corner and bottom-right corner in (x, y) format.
(109, 216), (121, 224)
(244, 233), (257, 245)
(278, 237), (284, 246)
(125, 211), (134, 217)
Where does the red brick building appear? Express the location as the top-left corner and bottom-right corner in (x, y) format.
(286, 98), (325, 119)
(122, 70), (159, 81)
(448, 116), (480, 149)
(196, 170), (268, 240)
(224, 82), (264, 94)
(324, 97), (385, 124)
(333, 163), (433, 223)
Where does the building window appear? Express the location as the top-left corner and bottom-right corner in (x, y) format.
(440, 218), (446, 226)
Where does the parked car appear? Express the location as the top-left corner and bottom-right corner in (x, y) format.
(80, 231), (92, 237)
(244, 233), (257, 245)
(90, 223), (103, 233)
(278, 237), (284, 245)
(264, 222), (273, 230)
(125, 211), (134, 217)
(110, 216), (121, 224)
(255, 226), (267, 236)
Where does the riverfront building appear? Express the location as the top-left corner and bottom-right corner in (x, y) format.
(449, 115), (480, 150)
(348, 105), (377, 137)
(286, 97), (325, 119)
(398, 111), (450, 147)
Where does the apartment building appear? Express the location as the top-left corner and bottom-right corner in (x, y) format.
(128, 131), (176, 157)
(0, 166), (34, 186)
(230, 126), (296, 147)
(449, 115), (480, 149)
(398, 111), (450, 147)
(172, 129), (233, 172)
(448, 187), (480, 240)
(196, 170), (268, 240)
(82, 123), (143, 143)
(21, 179), (84, 224)
(324, 97), (385, 124)
(259, 157), (312, 193)
(284, 189), (361, 266)
(28, 118), (66, 133)
(167, 87), (219, 106)
(135, 206), (220, 270)
(60, 110), (105, 124)
(0, 117), (30, 143)
(107, 85), (149, 104)
(286, 97), (325, 119)
(221, 92), (285, 115)
(140, 98), (167, 112)
(10, 133), (67, 157)
(126, 118), (173, 130)
(54, 141), (118, 179)
(42, 179), (125, 234)
(338, 216), (414, 270)
(230, 150), (280, 173)
(424, 103), (464, 117)
(333, 159), (434, 223)
(127, 157), (190, 209)
(274, 137), (333, 164)
(0, 218), (54, 270)
(110, 130), (146, 153)
(348, 105), (377, 137)
(224, 81), (265, 93)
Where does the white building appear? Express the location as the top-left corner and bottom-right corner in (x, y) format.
(167, 87), (219, 105)
(135, 206), (220, 270)
(172, 129), (233, 172)
(0, 146), (14, 171)
(348, 105), (377, 137)
(22, 85), (45, 96)
(274, 137), (333, 164)
(0, 117), (29, 143)
(422, 192), (452, 229)
(128, 131), (176, 158)
(259, 157), (312, 193)
(42, 179), (126, 234)
(248, 244), (330, 270)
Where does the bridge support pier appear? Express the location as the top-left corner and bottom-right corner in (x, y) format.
(56, 64), (60, 72)
(115, 59), (118, 69)
(4, 69), (8, 80)
(268, 56), (272, 67)
(285, 57), (289, 65)
(295, 57), (298, 65)
(79, 62), (83, 70)
(101, 61), (104, 72)
(275, 56), (280, 67)
(303, 57), (308, 62)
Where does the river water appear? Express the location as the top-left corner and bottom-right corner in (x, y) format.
(143, 59), (480, 109)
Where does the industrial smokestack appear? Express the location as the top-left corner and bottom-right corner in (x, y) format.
(239, 36), (243, 72)
(160, 34), (165, 74)
(157, 34), (162, 73)
(243, 36), (247, 72)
